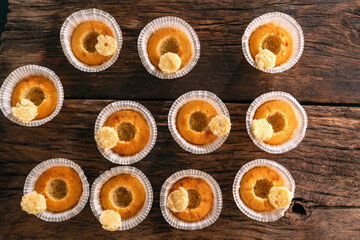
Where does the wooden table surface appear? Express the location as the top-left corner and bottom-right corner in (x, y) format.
(0, 0), (359, 239)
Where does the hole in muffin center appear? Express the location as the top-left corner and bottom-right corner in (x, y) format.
(261, 34), (282, 55)
(24, 87), (46, 106)
(117, 121), (137, 142)
(46, 179), (68, 200)
(187, 188), (202, 209)
(189, 111), (209, 132)
(159, 36), (180, 55)
(266, 111), (286, 133)
(111, 186), (133, 208)
(83, 31), (100, 53)
(253, 178), (274, 199)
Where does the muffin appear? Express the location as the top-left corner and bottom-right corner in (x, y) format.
(138, 17), (200, 79)
(100, 174), (146, 219)
(176, 100), (218, 145)
(96, 110), (151, 156)
(147, 27), (192, 73)
(239, 166), (287, 212)
(21, 158), (89, 222)
(11, 76), (58, 122)
(176, 100), (231, 146)
(169, 91), (231, 154)
(91, 166), (153, 230)
(233, 159), (295, 222)
(242, 12), (304, 73)
(168, 177), (214, 222)
(246, 92), (307, 154)
(252, 100), (298, 145)
(160, 169), (222, 229)
(35, 166), (83, 212)
(249, 22), (293, 68)
(94, 101), (157, 165)
(71, 20), (117, 66)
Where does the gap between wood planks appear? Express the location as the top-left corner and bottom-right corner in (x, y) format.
(63, 98), (360, 107)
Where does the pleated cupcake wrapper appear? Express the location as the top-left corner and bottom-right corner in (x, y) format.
(160, 169), (222, 230)
(94, 101), (157, 165)
(23, 158), (90, 222)
(137, 16), (200, 79)
(242, 12), (304, 73)
(60, 8), (123, 72)
(0, 65), (64, 127)
(90, 166), (153, 231)
(246, 91), (307, 154)
(168, 90), (230, 154)
(232, 159), (295, 222)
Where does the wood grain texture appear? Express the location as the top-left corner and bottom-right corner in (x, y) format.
(0, 0), (359, 239)
(0, 0), (359, 103)
(0, 100), (359, 239)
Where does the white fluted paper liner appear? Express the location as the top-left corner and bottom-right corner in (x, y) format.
(242, 12), (304, 73)
(94, 101), (157, 165)
(23, 158), (90, 222)
(60, 8), (123, 72)
(233, 159), (295, 222)
(246, 91), (307, 154)
(168, 90), (230, 154)
(138, 16), (200, 79)
(0, 65), (64, 127)
(90, 166), (153, 231)
(160, 169), (222, 230)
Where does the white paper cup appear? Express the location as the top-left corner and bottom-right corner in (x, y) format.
(160, 169), (222, 230)
(0, 65), (64, 127)
(242, 12), (304, 73)
(246, 91), (307, 154)
(137, 16), (200, 79)
(90, 166), (153, 231)
(233, 159), (295, 222)
(60, 8), (123, 72)
(94, 101), (157, 165)
(23, 158), (90, 222)
(168, 90), (230, 154)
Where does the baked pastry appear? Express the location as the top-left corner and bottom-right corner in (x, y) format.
(102, 110), (150, 155)
(255, 49), (276, 70)
(239, 166), (285, 212)
(20, 191), (47, 214)
(95, 126), (119, 151)
(11, 76), (58, 120)
(147, 27), (192, 72)
(252, 119), (274, 141)
(176, 100), (218, 145)
(158, 52), (181, 73)
(208, 114), (231, 137)
(95, 35), (117, 57)
(268, 186), (292, 209)
(253, 100), (298, 145)
(100, 174), (146, 219)
(71, 20), (116, 65)
(249, 23), (292, 67)
(35, 166), (83, 212)
(166, 187), (189, 213)
(169, 177), (214, 222)
(99, 209), (122, 231)
(11, 99), (38, 123)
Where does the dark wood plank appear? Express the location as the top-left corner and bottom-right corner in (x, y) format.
(0, 0), (8, 46)
(0, 0), (359, 103)
(0, 100), (359, 239)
